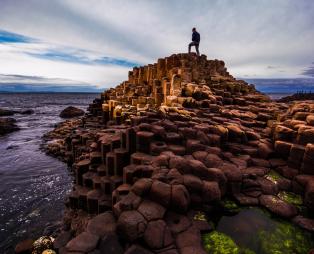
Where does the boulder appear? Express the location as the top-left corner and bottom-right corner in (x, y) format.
(98, 233), (124, 254)
(65, 231), (99, 252)
(59, 106), (84, 118)
(202, 181), (221, 202)
(86, 212), (116, 237)
(15, 239), (34, 254)
(0, 117), (19, 135)
(183, 174), (203, 192)
(0, 108), (14, 116)
(171, 184), (190, 212)
(149, 180), (171, 207)
(137, 199), (166, 221)
(117, 210), (147, 242)
(143, 220), (173, 249)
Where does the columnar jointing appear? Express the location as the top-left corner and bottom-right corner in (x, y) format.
(47, 53), (314, 254)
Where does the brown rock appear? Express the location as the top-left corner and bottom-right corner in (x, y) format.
(137, 199), (166, 221)
(65, 231), (99, 252)
(165, 212), (191, 234)
(171, 184), (190, 212)
(183, 174), (203, 192)
(86, 212), (116, 237)
(117, 210), (147, 242)
(15, 239), (34, 254)
(259, 195), (298, 218)
(149, 180), (171, 207)
(143, 220), (173, 249)
(60, 106), (84, 118)
(202, 181), (221, 202)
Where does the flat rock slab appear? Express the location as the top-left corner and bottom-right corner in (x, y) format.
(259, 195), (298, 218)
(66, 231), (99, 253)
(86, 212), (117, 237)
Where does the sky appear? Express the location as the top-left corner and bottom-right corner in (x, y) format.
(0, 0), (313, 91)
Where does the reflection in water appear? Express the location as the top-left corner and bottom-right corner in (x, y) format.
(216, 207), (313, 254)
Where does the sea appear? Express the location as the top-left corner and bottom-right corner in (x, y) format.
(0, 93), (99, 253)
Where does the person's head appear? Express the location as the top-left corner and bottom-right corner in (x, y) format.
(192, 27), (196, 32)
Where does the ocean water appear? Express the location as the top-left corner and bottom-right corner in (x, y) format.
(0, 93), (98, 253)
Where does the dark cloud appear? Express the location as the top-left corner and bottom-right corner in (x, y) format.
(302, 64), (314, 77)
(267, 65), (278, 69)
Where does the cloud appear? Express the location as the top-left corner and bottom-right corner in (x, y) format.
(267, 65), (279, 69)
(301, 63), (314, 77)
(0, 0), (314, 90)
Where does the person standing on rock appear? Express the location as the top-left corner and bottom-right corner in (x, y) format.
(188, 27), (200, 56)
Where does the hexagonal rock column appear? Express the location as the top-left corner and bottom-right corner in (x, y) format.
(136, 131), (154, 153)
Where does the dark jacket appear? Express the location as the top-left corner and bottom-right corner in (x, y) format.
(192, 31), (200, 43)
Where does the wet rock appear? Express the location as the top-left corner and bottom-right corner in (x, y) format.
(117, 210), (147, 242)
(137, 199), (166, 221)
(20, 109), (34, 115)
(0, 108), (14, 116)
(66, 231), (99, 252)
(149, 180), (171, 207)
(60, 106), (84, 118)
(165, 212), (191, 234)
(144, 219), (173, 249)
(0, 117), (19, 135)
(15, 239), (34, 254)
(86, 212), (116, 237)
(98, 233), (124, 254)
(292, 215), (314, 232)
(53, 231), (72, 249)
(124, 244), (154, 254)
(259, 194), (298, 218)
(171, 184), (190, 212)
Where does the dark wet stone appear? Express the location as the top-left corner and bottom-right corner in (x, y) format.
(124, 244), (153, 254)
(86, 212), (116, 237)
(144, 219), (173, 249)
(66, 231), (99, 252)
(15, 239), (34, 254)
(53, 231), (72, 249)
(60, 106), (84, 118)
(117, 210), (147, 242)
(98, 233), (124, 254)
(0, 117), (19, 135)
(137, 199), (166, 221)
(292, 215), (314, 232)
(259, 195), (298, 218)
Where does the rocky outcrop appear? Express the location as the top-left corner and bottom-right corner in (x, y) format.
(39, 53), (314, 254)
(0, 117), (19, 135)
(59, 106), (85, 118)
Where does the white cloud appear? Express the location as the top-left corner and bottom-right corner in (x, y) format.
(0, 0), (313, 89)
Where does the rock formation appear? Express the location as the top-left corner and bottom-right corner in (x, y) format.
(0, 117), (20, 135)
(40, 53), (314, 254)
(59, 106), (85, 118)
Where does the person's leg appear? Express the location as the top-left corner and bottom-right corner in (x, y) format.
(188, 42), (193, 53)
(196, 44), (200, 56)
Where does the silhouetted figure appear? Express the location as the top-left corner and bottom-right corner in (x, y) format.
(188, 27), (200, 56)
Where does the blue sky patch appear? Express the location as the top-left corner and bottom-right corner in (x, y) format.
(0, 30), (32, 43)
(28, 50), (139, 67)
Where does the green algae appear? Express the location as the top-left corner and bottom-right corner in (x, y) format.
(223, 199), (241, 213)
(202, 231), (256, 254)
(258, 220), (313, 254)
(265, 170), (283, 183)
(202, 231), (239, 254)
(194, 211), (207, 221)
(278, 191), (303, 206)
